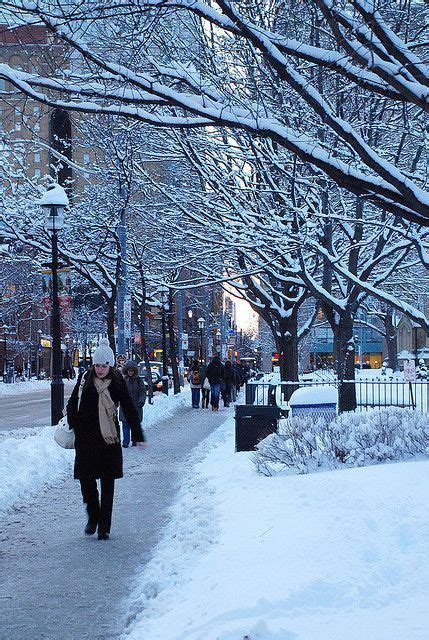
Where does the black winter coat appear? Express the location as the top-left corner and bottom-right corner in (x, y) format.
(67, 372), (144, 480)
(205, 358), (224, 384)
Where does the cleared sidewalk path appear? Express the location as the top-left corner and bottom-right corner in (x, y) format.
(0, 402), (231, 640)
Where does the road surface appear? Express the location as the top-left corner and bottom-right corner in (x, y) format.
(0, 384), (75, 432)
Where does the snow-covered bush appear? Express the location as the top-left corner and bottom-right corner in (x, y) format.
(254, 407), (429, 476)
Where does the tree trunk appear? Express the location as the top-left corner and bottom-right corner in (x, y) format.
(333, 314), (357, 412)
(137, 275), (154, 402)
(385, 307), (398, 371)
(167, 293), (181, 394)
(275, 313), (299, 401)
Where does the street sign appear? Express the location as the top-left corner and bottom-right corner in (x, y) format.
(403, 359), (416, 382)
(181, 333), (189, 350)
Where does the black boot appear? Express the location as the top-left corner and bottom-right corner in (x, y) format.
(85, 519), (98, 535)
(98, 532), (110, 540)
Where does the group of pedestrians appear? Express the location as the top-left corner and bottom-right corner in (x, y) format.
(187, 353), (245, 411)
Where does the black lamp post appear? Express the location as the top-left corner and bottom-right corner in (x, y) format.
(40, 184), (69, 425)
(160, 286), (169, 395)
(198, 317), (205, 363)
(2, 324), (9, 383)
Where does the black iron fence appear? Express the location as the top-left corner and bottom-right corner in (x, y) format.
(245, 379), (428, 414)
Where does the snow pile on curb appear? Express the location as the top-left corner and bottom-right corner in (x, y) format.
(123, 417), (429, 640)
(0, 379), (75, 396)
(0, 425), (74, 519)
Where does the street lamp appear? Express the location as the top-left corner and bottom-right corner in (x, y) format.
(198, 317), (205, 363)
(2, 324), (9, 383)
(159, 285), (169, 395)
(37, 329), (42, 377)
(39, 183), (69, 425)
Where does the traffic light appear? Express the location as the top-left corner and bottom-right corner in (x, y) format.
(272, 352), (279, 363)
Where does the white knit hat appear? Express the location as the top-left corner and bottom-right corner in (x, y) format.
(92, 338), (115, 366)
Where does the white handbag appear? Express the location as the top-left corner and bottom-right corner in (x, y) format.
(53, 373), (86, 449)
(203, 377), (211, 390)
(54, 416), (75, 449)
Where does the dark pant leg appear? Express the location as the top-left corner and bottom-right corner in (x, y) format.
(80, 478), (100, 522)
(98, 478), (115, 534)
(122, 421), (131, 445)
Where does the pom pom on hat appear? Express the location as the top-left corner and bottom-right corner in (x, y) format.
(93, 338), (115, 367)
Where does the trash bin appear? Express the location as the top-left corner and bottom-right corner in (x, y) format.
(235, 404), (281, 452)
(289, 386), (337, 422)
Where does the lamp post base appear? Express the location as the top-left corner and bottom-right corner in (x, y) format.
(51, 377), (65, 425)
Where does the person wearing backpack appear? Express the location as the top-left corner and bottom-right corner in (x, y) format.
(205, 352), (224, 411)
(188, 358), (202, 408)
(120, 360), (147, 447)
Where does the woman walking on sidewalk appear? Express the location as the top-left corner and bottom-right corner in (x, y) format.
(67, 339), (145, 541)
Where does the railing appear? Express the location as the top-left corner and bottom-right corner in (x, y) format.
(245, 378), (429, 413)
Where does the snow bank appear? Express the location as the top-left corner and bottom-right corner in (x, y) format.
(0, 426), (74, 519)
(123, 417), (429, 640)
(0, 379), (75, 396)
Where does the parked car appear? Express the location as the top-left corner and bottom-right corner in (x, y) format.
(138, 361), (173, 390)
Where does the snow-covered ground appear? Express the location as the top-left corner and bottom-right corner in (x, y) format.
(2, 379), (428, 639)
(0, 387), (190, 519)
(123, 416), (429, 640)
(0, 378), (75, 396)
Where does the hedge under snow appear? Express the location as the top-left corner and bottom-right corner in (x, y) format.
(254, 407), (429, 476)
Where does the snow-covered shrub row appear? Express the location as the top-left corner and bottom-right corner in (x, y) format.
(254, 407), (429, 476)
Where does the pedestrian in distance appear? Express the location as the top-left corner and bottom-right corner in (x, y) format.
(205, 352), (224, 411)
(188, 358), (202, 408)
(221, 359), (234, 407)
(200, 361), (210, 408)
(120, 360), (147, 447)
(66, 338), (146, 541)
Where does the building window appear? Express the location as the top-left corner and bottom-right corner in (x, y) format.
(0, 78), (6, 90)
(34, 168), (41, 177)
(34, 106), (41, 116)
(34, 153), (41, 163)
(83, 153), (90, 164)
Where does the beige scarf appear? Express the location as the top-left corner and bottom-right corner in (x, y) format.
(93, 377), (119, 444)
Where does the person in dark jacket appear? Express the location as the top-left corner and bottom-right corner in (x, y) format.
(120, 360), (147, 447)
(187, 358), (203, 408)
(200, 362), (210, 408)
(221, 359), (234, 407)
(66, 339), (145, 541)
(204, 353), (224, 411)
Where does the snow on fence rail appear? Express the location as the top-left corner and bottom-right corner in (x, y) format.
(245, 379), (428, 413)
